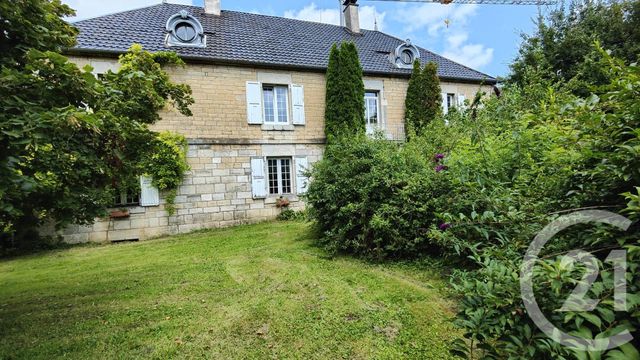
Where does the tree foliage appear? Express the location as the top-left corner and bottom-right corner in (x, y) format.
(0, 0), (194, 247)
(509, 0), (640, 96)
(404, 61), (442, 137)
(0, 0), (78, 67)
(305, 133), (452, 259)
(307, 48), (640, 358)
(324, 42), (365, 141)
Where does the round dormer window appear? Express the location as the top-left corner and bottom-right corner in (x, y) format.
(393, 40), (420, 69)
(165, 10), (206, 48)
(400, 49), (414, 65)
(175, 22), (197, 42)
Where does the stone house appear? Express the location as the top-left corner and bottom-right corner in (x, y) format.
(60, 0), (496, 243)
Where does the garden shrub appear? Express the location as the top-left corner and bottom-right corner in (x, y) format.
(276, 209), (307, 221)
(441, 51), (640, 359)
(306, 133), (453, 259)
(309, 43), (640, 358)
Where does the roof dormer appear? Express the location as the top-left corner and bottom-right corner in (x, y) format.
(393, 40), (420, 69)
(165, 10), (206, 48)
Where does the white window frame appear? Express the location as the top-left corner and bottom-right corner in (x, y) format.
(262, 85), (290, 124)
(267, 157), (293, 195)
(446, 93), (456, 111)
(365, 90), (381, 133)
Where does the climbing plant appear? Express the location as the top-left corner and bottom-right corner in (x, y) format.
(142, 132), (190, 216)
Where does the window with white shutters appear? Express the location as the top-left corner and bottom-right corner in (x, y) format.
(290, 84), (305, 125)
(458, 94), (466, 108)
(262, 85), (289, 124)
(267, 158), (292, 195)
(246, 81), (263, 124)
(295, 156), (309, 194)
(139, 176), (160, 207)
(251, 158), (267, 198)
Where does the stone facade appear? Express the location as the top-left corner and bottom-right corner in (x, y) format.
(60, 57), (493, 243)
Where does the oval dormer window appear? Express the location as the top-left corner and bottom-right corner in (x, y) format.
(400, 49), (414, 65)
(175, 22), (197, 42)
(165, 10), (206, 47)
(393, 40), (420, 69)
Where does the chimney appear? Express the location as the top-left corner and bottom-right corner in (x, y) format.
(204, 0), (221, 16)
(343, 0), (360, 34)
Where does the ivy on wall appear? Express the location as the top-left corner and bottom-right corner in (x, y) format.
(142, 132), (190, 216)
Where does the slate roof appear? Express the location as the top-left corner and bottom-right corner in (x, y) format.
(71, 2), (495, 84)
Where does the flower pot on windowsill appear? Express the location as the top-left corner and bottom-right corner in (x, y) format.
(275, 197), (290, 209)
(109, 209), (130, 219)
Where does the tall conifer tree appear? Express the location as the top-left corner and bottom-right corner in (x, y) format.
(324, 42), (365, 141)
(422, 62), (442, 128)
(403, 61), (442, 138)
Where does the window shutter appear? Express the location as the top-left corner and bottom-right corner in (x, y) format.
(441, 92), (448, 115)
(139, 176), (159, 207)
(246, 81), (263, 124)
(457, 94), (466, 108)
(295, 156), (309, 195)
(290, 84), (305, 125)
(251, 157), (267, 198)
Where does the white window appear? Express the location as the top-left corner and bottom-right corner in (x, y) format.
(446, 93), (456, 110)
(267, 158), (292, 195)
(365, 91), (380, 133)
(262, 85), (289, 124)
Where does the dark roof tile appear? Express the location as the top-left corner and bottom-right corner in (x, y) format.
(71, 3), (495, 83)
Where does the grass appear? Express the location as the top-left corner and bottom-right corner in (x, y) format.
(0, 221), (459, 359)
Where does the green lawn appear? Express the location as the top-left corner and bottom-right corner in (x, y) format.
(0, 221), (459, 359)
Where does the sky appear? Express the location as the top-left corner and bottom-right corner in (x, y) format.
(62, 0), (555, 77)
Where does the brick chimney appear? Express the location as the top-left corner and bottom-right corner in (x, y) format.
(204, 0), (221, 16)
(343, 0), (360, 34)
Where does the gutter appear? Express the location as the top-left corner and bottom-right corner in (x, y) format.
(65, 47), (498, 86)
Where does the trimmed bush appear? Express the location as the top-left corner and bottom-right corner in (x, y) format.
(306, 134), (453, 259)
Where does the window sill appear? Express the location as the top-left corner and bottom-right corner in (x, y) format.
(261, 124), (295, 131)
(108, 206), (146, 214)
(265, 195), (299, 202)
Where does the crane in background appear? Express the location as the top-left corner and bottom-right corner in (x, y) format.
(366, 0), (557, 6)
(362, 0), (557, 28)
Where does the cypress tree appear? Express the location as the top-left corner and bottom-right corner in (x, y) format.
(422, 62), (442, 128)
(403, 61), (442, 138)
(404, 60), (425, 138)
(324, 43), (342, 139)
(324, 42), (365, 141)
(338, 42), (365, 136)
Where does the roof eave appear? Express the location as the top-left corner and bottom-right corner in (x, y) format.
(65, 47), (496, 85)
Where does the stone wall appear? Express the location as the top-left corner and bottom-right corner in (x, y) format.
(61, 143), (323, 243)
(60, 57), (494, 243)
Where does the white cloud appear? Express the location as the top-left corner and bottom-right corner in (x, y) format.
(442, 32), (494, 69)
(62, 0), (192, 21)
(284, 3), (386, 31)
(394, 3), (492, 70)
(397, 3), (477, 36)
